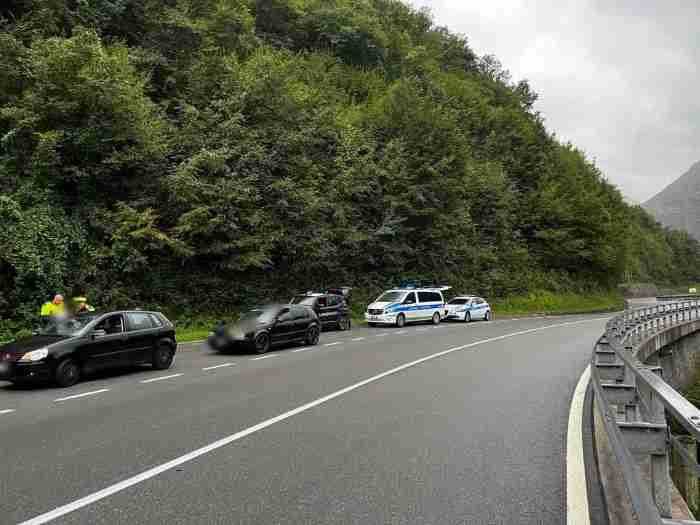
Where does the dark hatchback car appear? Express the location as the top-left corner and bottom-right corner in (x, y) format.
(290, 288), (351, 331)
(208, 304), (321, 354)
(0, 311), (177, 387)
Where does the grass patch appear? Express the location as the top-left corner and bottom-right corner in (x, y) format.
(491, 290), (624, 316)
(176, 327), (212, 342)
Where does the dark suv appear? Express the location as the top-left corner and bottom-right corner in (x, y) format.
(290, 289), (351, 331)
(0, 311), (177, 387)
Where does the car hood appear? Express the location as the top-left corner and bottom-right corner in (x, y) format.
(367, 302), (398, 311)
(1, 335), (69, 354)
(217, 318), (268, 336)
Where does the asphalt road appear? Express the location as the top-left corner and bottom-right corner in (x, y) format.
(0, 315), (609, 525)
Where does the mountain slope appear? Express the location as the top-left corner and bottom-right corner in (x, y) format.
(644, 162), (700, 239)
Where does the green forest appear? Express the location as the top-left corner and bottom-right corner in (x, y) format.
(1, 0), (698, 331)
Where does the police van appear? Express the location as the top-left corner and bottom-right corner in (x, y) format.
(365, 283), (450, 328)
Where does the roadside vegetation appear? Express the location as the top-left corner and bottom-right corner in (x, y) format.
(1, 0), (699, 341)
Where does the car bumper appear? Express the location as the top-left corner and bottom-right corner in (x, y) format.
(364, 313), (397, 325)
(0, 361), (52, 382)
(207, 335), (253, 351)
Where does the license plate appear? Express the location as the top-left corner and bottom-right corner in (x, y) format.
(368, 315), (381, 321)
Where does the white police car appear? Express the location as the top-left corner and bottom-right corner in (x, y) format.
(365, 286), (449, 327)
(444, 296), (492, 322)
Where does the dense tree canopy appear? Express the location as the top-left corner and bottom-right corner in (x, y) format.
(1, 0), (698, 323)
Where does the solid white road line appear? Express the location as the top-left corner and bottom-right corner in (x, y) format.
(54, 389), (110, 403)
(566, 365), (591, 525)
(251, 355), (277, 361)
(140, 374), (183, 384)
(292, 347), (313, 353)
(324, 342), (341, 347)
(19, 316), (607, 525)
(0, 409), (16, 415)
(351, 337), (365, 342)
(202, 363), (236, 371)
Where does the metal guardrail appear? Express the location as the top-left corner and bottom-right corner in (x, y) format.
(591, 300), (700, 524)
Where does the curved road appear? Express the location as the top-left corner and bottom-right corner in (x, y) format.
(0, 315), (608, 524)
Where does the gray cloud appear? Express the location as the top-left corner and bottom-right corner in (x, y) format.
(409, 0), (700, 203)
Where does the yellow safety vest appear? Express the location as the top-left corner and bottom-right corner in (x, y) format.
(41, 302), (65, 316)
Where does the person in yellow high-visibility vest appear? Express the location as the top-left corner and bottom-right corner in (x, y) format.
(40, 295), (66, 321)
(73, 296), (95, 314)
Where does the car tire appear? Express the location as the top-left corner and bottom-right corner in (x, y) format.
(306, 325), (320, 346)
(152, 344), (174, 370)
(396, 314), (406, 328)
(338, 317), (350, 331)
(254, 333), (271, 354)
(432, 312), (441, 325)
(485, 310), (492, 321)
(464, 311), (471, 323)
(54, 358), (81, 388)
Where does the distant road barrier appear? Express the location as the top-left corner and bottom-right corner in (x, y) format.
(591, 300), (700, 524)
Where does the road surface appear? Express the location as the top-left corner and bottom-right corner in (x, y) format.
(0, 315), (608, 524)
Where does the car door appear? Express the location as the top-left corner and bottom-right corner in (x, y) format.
(78, 314), (129, 372)
(124, 312), (158, 364)
(475, 298), (487, 319)
(291, 306), (310, 341)
(316, 296), (335, 327)
(271, 307), (294, 345)
(401, 292), (417, 321)
(326, 295), (343, 324)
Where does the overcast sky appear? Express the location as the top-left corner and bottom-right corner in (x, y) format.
(409, 0), (700, 203)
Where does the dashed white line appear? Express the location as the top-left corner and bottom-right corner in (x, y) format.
(394, 331), (407, 335)
(140, 374), (183, 384)
(375, 333), (389, 337)
(251, 355), (277, 361)
(292, 347), (314, 353)
(324, 342), (341, 347)
(202, 363), (236, 371)
(18, 317), (607, 525)
(0, 409), (16, 415)
(54, 389), (110, 402)
(351, 337), (365, 342)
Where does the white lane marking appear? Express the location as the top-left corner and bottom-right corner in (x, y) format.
(251, 355), (277, 361)
(567, 365), (591, 525)
(140, 374), (183, 384)
(292, 347), (314, 353)
(394, 331), (407, 335)
(351, 337), (365, 342)
(202, 363), (236, 371)
(324, 342), (341, 347)
(54, 389), (110, 403)
(0, 409), (16, 415)
(19, 316), (607, 525)
(416, 328), (428, 332)
(375, 333), (389, 337)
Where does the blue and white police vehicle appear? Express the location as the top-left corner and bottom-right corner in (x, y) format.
(444, 296), (492, 322)
(365, 283), (450, 328)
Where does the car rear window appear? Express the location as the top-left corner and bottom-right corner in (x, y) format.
(126, 312), (154, 331)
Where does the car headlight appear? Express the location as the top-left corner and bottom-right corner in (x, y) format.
(19, 348), (48, 362)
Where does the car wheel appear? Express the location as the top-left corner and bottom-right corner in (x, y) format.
(152, 344), (174, 370)
(432, 312), (441, 325)
(306, 325), (320, 346)
(484, 310), (492, 321)
(54, 358), (81, 388)
(254, 333), (271, 354)
(396, 314), (406, 328)
(464, 311), (472, 323)
(338, 317), (350, 331)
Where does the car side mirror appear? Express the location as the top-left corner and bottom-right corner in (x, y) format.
(92, 329), (107, 339)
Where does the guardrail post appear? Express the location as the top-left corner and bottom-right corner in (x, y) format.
(651, 452), (672, 518)
(671, 435), (699, 512)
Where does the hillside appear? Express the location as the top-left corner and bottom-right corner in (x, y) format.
(644, 161), (700, 240)
(0, 0), (699, 327)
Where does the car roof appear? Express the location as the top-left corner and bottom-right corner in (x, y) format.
(386, 288), (445, 293)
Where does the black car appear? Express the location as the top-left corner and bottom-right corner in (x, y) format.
(0, 311), (177, 387)
(208, 304), (321, 354)
(290, 288), (351, 331)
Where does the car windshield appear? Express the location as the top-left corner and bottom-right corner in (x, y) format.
(39, 314), (98, 336)
(376, 291), (404, 303)
(239, 307), (278, 324)
(448, 298), (469, 305)
(291, 296), (316, 306)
